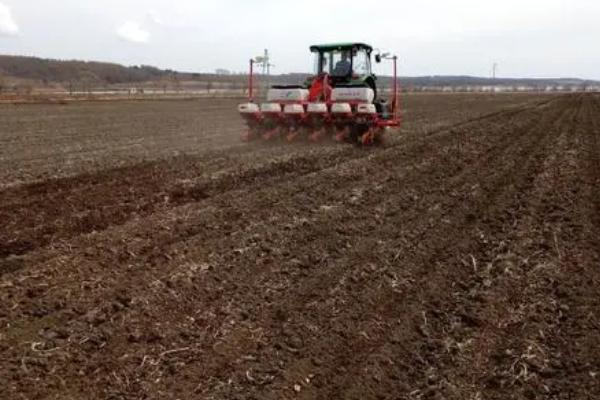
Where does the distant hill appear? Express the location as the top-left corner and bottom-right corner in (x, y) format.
(0, 54), (598, 92)
(0, 55), (172, 84)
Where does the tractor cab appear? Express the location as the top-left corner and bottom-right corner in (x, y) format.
(309, 43), (376, 91)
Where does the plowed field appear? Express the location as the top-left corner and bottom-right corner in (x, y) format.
(1, 93), (599, 400)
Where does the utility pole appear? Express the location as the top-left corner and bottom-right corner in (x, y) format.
(264, 49), (269, 75)
(264, 49), (275, 75)
(256, 49), (275, 75)
(254, 49), (275, 96)
(262, 49), (267, 75)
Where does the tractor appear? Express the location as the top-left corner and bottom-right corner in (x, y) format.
(238, 42), (400, 145)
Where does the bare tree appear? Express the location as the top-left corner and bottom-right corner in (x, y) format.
(173, 75), (182, 93)
(67, 80), (74, 96)
(78, 70), (100, 95)
(158, 75), (169, 94)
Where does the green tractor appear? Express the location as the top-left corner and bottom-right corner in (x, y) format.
(238, 42), (399, 145)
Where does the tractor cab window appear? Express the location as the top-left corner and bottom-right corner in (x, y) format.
(353, 49), (371, 75)
(313, 50), (352, 77)
(331, 51), (352, 77)
(313, 52), (327, 74)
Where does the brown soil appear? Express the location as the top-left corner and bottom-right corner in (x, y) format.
(1, 93), (598, 400)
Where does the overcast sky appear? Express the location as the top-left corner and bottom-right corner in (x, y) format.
(0, 0), (598, 79)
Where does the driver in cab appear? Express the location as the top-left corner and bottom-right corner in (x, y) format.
(333, 51), (351, 76)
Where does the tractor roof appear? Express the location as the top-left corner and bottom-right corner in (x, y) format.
(310, 43), (373, 52)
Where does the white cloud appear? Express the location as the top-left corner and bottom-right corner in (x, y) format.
(0, 3), (19, 36)
(116, 21), (149, 43)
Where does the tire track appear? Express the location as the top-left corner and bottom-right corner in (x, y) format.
(437, 94), (587, 399)
(281, 95), (578, 400)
